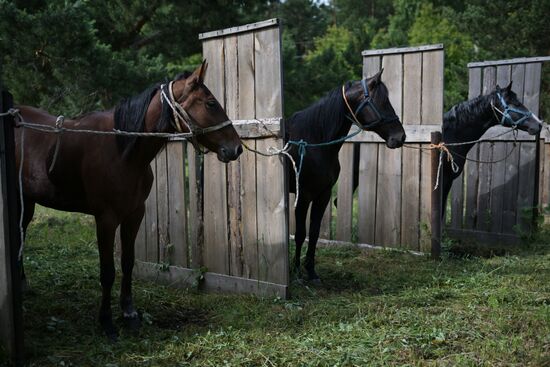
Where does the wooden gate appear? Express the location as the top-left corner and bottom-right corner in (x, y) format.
(303, 45), (444, 252)
(448, 56), (550, 244)
(0, 87), (24, 365)
(132, 19), (289, 298)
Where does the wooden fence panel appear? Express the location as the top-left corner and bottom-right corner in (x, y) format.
(134, 19), (288, 298)
(449, 56), (548, 243)
(335, 144), (354, 242)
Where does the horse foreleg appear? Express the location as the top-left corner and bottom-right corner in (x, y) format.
(119, 204), (144, 332)
(95, 212), (118, 341)
(20, 198), (35, 291)
(304, 189), (331, 283)
(294, 197), (310, 278)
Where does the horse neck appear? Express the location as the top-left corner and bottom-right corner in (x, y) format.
(442, 94), (498, 166)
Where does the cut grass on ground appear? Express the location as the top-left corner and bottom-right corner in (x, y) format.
(4, 206), (550, 366)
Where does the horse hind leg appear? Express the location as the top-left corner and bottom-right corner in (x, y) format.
(119, 205), (144, 333)
(95, 212), (118, 341)
(293, 197), (310, 279)
(304, 189), (331, 284)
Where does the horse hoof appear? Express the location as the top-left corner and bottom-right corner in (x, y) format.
(122, 314), (142, 333)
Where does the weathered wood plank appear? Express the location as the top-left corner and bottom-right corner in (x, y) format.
(362, 44), (443, 56)
(421, 50), (444, 125)
(476, 142), (493, 232)
(496, 64), (511, 88)
(516, 142), (537, 231)
(167, 142), (188, 267)
(482, 66), (496, 95)
(256, 139), (287, 284)
(502, 142), (520, 234)
(542, 143), (550, 210)
(237, 32), (256, 119)
(468, 56), (550, 68)
(335, 144), (354, 242)
(255, 27), (283, 119)
(199, 18), (279, 40)
(419, 148), (432, 251)
(449, 170), (464, 229)
(156, 148), (169, 264)
(134, 260), (287, 298)
(363, 56), (381, 78)
(445, 228), (520, 246)
(511, 64), (526, 103)
(381, 54), (403, 120)
(403, 52), (422, 125)
(375, 147), (402, 246)
(489, 142), (506, 233)
(524, 62), (542, 116)
(240, 141), (259, 279)
(401, 144), (420, 249)
(357, 144), (378, 244)
(187, 145), (203, 268)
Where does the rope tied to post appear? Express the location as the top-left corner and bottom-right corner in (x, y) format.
(430, 142), (459, 191)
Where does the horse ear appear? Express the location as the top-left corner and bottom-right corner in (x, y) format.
(368, 68), (384, 88)
(496, 84), (502, 93)
(198, 59), (208, 84)
(505, 81), (513, 92)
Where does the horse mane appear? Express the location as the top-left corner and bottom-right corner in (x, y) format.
(443, 92), (495, 136)
(113, 72), (191, 156)
(287, 82), (350, 142)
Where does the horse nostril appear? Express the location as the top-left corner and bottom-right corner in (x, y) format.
(220, 147), (228, 157)
(401, 134), (407, 143)
(236, 145), (243, 157)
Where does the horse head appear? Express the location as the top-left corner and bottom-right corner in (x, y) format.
(493, 82), (542, 136)
(349, 69), (406, 149)
(168, 60), (243, 162)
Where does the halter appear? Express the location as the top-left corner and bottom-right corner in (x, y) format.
(160, 81), (232, 136)
(342, 79), (400, 130)
(493, 92), (533, 127)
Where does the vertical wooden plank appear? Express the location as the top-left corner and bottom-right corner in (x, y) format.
(224, 35), (242, 277)
(543, 143), (550, 213)
(476, 142), (493, 232)
(241, 141), (259, 279)
(203, 154), (229, 274)
(539, 139), (546, 210)
(375, 147), (402, 246)
(358, 144), (378, 244)
(419, 150), (432, 251)
(523, 63), (542, 115)
(255, 139), (286, 284)
(401, 52), (422, 249)
(254, 26), (287, 285)
(489, 142), (506, 233)
(167, 142), (188, 268)
(319, 196), (332, 240)
(145, 159), (158, 263)
(363, 56), (381, 78)
(482, 66), (497, 95)
(450, 172), (464, 229)
(464, 67), (482, 229)
(187, 145), (203, 268)
(401, 145), (420, 249)
(237, 31), (258, 278)
(502, 142), (520, 233)
(403, 53), (422, 125)
(381, 54), (403, 120)
(202, 37), (229, 275)
(156, 148), (169, 264)
(496, 64), (512, 88)
(511, 64), (526, 103)
(421, 50), (444, 125)
(517, 142), (537, 231)
(335, 144), (354, 242)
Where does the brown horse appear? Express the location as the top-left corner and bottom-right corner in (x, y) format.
(15, 61), (242, 340)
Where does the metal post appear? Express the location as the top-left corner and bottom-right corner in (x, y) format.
(430, 131), (442, 260)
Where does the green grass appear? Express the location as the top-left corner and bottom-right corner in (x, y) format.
(4, 206), (550, 366)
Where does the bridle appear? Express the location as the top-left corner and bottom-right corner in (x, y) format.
(342, 79), (400, 130)
(492, 92), (534, 127)
(160, 81), (232, 140)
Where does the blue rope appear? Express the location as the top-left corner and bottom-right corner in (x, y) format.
(287, 128), (362, 176)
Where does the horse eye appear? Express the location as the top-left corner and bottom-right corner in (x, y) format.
(206, 100), (217, 109)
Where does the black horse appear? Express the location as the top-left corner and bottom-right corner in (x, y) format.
(439, 82), (542, 215)
(286, 70), (406, 282)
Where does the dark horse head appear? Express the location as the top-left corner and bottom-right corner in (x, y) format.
(346, 69), (406, 148)
(115, 61), (242, 162)
(492, 81), (542, 135)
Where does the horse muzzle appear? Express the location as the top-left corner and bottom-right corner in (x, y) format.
(386, 133), (406, 149)
(218, 144), (243, 162)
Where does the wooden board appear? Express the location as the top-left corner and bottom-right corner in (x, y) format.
(476, 142), (493, 232)
(382, 54), (403, 120)
(419, 149), (432, 251)
(156, 148), (169, 263)
(357, 144), (378, 244)
(240, 141), (259, 279)
(167, 142), (188, 267)
(516, 142), (537, 230)
(187, 145), (202, 268)
(145, 160), (158, 263)
(401, 144), (420, 249)
(336, 144), (354, 242)
(421, 50), (444, 125)
(375, 147), (402, 246)
(502, 142), (520, 233)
